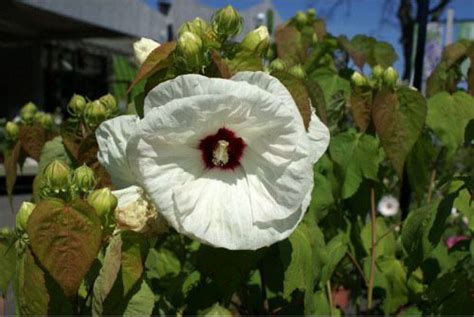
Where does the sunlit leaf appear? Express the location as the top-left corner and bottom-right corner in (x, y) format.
(27, 198), (103, 297)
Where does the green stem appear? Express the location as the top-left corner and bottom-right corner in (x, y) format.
(259, 265), (269, 314)
(367, 188), (377, 311)
(326, 280), (334, 317)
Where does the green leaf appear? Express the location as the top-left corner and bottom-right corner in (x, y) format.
(406, 131), (436, 201)
(275, 25), (305, 65)
(38, 137), (74, 173)
(306, 172), (334, 224)
(279, 223), (322, 314)
(350, 87), (373, 132)
(0, 233), (16, 295)
(197, 303), (233, 316)
(312, 290), (331, 316)
(363, 258), (408, 314)
(227, 51), (264, 74)
(19, 123), (47, 161)
(424, 265), (474, 315)
(4, 142), (21, 200)
(401, 192), (458, 270)
(92, 235), (122, 317)
(373, 41), (398, 67)
(128, 41), (176, 91)
(319, 233), (348, 285)
(372, 87), (427, 176)
(27, 198), (103, 297)
(145, 248), (181, 280)
(361, 218), (396, 258)
(351, 35), (377, 66)
(310, 68), (351, 112)
(14, 248), (49, 315)
(122, 280), (155, 316)
(121, 232), (149, 296)
(337, 35), (366, 69)
(450, 180), (474, 231)
(329, 130), (382, 199)
(271, 70), (312, 128)
(427, 91), (474, 157)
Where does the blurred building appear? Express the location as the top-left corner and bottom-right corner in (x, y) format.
(0, 0), (281, 119)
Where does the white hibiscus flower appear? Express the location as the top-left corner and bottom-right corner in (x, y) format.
(377, 195), (399, 217)
(96, 72), (330, 250)
(133, 37), (160, 65)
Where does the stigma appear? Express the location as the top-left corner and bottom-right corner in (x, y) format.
(212, 140), (230, 166)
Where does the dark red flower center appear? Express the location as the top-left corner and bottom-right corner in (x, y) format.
(198, 127), (246, 170)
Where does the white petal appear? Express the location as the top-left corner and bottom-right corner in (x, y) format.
(113, 185), (142, 208)
(133, 37), (160, 65)
(96, 115), (139, 189)
(173, 168), (308, 250)
(233, 72), (330, 164)
(231, 71), (301, 122)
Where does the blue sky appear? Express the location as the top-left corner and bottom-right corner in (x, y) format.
(146, 0), (474, 73)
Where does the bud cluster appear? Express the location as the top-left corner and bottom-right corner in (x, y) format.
(40, 160), (97, 200)
(67, 93), (117, 128)
(292, 8), (318, 29)
(370, 65), (399, 89)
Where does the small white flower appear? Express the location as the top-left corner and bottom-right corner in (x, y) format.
(96, 72), (330, 250)
(377, 195), (399, 217)
(113, 185), (167, 235)
(133, 37), (160, 65)
(451, 207), (459, 217)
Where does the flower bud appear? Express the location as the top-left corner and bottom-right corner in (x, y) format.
(288, 65), (306, 79)
(41, 160), (71, 197)
(295, 11), (308, 27)
(307, 8), (316, 20)
(269, 58), (286, 72)
(36, 113), (54, 130)
(99, 93), (117, 115)
(133, 37), (160, 65)
(84, 100), (108, 128)
(87, 188), (118, 218)
(240, 26), (270, 56)
(68, 94), (87, 116)
(113, 186), (167, 235)
(5, 121), (19, 141)
(16, 202), (35, 232)
(351, 71), (369, 87)
(371, 65), (384, 80)
(211, 5), (243, 38)
(383, 66), (398, 88)
(177, 31), (204, 71)
(72, 164), (96, 194)
(20, 102), (38, 123)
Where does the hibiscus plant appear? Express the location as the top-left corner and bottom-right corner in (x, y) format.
(0, 5), (473, 316)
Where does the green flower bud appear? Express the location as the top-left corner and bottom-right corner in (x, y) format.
(68, 94), (87, 116)
(351, 71), (369, 87)
(269, 58), (286, 72)
(288, 65), (306, 79)
(72, 164), (96, 194)
(179, 18), (214, 43)
(240, 26), (270, 56)
(295, 11), (308, 27)
(211, 5), (243, 38)
(307, 8), (317, 20)
(371, 65), (384, 80)
(87, 188), (118, 218)
(5, 121), (19, 141)
(383, 66), (398, 87)
(20, 102), (38, 123)
(84, 100), (108, 128)
(36, 113), (54, 130)
(177, 31), (205, 71)
(16, 202), (35, 232)
(99, 93), (117, 115)
(41, 160), (71, 197)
